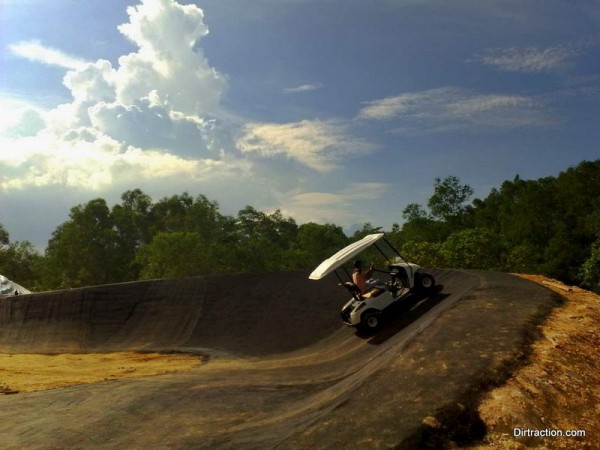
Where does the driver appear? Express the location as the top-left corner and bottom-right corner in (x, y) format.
(352, 260), (375, 295)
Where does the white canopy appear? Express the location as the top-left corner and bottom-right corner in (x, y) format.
(308, 233), (385, 280)
(0, 274), (32, 296)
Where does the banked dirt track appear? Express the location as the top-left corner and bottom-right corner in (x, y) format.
(0, 269), (561, 449)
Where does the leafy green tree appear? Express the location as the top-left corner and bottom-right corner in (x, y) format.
(504, 243), (540, 274)
(235, 206), (298, 271)
(470, 161), (600, 281)
(128, 192), (237, 277)
(398, 176), (474, 245)
(44, 199), (120, 288)
(0, 224), (9, 246)
(441, 228), (507, 270)
(111, 189), (155, 280)
(283, 223), (348, 269)
(402, 203), (428, 221)
(428, 176), (473, 223)
(136, 231), (210, 279)
(400, 240), (446, 268)
(399, 216), (449, 243)
(580, 236), (600, 293)
(113, 189), (154, 246)
(351, 222), (382, 241)
(0, 239), (43, 289)
(150, 192), (195, 235)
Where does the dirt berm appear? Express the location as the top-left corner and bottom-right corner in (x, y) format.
(0, 269), (562, 448)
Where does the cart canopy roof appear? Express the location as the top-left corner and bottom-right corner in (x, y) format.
(0, 274), (32, 296)
(308, 233), (385, 280)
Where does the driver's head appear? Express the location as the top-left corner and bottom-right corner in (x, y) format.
(353, 260), (363, 270)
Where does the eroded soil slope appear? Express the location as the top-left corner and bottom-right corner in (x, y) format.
(471, 275), (600, 450)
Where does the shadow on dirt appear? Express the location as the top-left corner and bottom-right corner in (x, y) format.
(356, 285), (449, 345)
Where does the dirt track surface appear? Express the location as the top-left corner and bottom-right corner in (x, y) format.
(0, 269), (562, 448)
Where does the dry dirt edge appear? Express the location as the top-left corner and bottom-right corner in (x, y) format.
(468, 274), (600, 450)
(0, 352), (203, 394)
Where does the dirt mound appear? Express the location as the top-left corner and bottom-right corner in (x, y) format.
(470, 275), (600, 450)
(0, 270), (345, 355)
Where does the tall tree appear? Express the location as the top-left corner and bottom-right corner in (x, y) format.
(0, 225), (42, 289)
(111, 189), (155, 280)
(150, 192), (195, 235)
(284, 223), (348, 269)
(136, 231), (211, 279)
(398, 176), (474, 244)
(580, 235), (600, 293)
(441, 228), (507, 271)
(427, 176), (474, 222)
(0, 224), (9, 246)
(351, 222), (382, 241)
(235, 206), (298, 271)
(45, 199), (120, 287)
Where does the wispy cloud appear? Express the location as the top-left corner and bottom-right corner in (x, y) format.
(282, 83), (324, 94)
(9, 40), (89, 69)
(278, 182), (388, 226)
(357, 87), (555, 133)
(236, 119), (376, 172)
(473, 45), (577, 72)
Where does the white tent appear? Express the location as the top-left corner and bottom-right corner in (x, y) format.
(0, 274), (31, 296)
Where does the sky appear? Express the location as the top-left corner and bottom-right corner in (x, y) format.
(1, 0), (599, 250)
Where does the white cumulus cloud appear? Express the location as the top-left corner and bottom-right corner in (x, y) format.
(0, 96), (46, 137)
(115, 0), (227, 116)
(3, 0), (232, 193)
(0, 128), (218, 191)
(63, 60), (117, 104)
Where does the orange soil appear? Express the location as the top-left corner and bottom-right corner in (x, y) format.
(470, 274), (600, 450)
(0, 352), (203, 394)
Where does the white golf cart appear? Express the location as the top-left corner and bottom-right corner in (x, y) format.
(309, 233), (435, 333)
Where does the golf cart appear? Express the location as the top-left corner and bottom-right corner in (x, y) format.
(309, 233), (435, 333)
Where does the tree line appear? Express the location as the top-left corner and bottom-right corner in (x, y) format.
(1, 159), (599, 293)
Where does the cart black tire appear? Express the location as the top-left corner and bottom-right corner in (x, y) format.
(360, 311), (382, 333)
(418, 273), (435, 291)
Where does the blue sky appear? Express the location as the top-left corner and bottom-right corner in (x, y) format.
(1, 0), (599, 249)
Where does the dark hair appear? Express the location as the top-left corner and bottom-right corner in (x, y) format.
(353, 260), (363, 269)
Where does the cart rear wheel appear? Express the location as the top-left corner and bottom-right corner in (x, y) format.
(419, 274), (435, 291)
